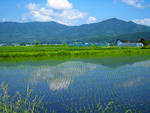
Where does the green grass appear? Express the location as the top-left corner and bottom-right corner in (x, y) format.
(0, 82), (46, 113)
(142, 45), (150, 49)
(0, 82), (132, 113)
(0, 45), (150, 58)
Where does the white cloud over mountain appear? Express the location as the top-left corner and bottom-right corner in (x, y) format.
(25, 0), (149, 25)
(87, 16), (97, 24)
(2, 18), (8, 22)
(25, 0), (95, 25)
(133, 18), (150, 26)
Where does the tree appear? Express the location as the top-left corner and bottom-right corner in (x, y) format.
(35, 41), (40, 46)
(139, 38), (150, 46)
(20, 42), (26, 46)
(63, 42), (67, 46)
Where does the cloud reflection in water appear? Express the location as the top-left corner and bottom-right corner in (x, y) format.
(31, 61), (97, 90)
(30, 59), (150, 90)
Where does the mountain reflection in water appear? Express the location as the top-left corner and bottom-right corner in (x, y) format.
(0, 56), (150, 112)
(29, 59), (150, 91)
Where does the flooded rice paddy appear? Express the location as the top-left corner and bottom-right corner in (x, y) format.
(0, 56), (150, 113)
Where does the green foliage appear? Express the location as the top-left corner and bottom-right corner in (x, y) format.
(35, 41), (40, 46)
(139, 38), (150, 46)
(63, 42), (67, 47)
(20, 42), (26, 46)
(0, 82), (46, 113)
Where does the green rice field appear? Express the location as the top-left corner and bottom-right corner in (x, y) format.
(0, 45), (150, 58)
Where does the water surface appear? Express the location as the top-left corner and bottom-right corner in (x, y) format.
(0, 56), (150, 113)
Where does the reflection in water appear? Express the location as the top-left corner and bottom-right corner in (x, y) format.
(30, 60), (150, 90)
(132, 60), (150, 67)
(48, 77), (72, 91)
(31, 61), (97, 90)
(120, 77), (145, 88)
(0, 57), (150, 112)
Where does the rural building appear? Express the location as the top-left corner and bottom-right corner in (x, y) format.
(95, 43), (110, 46)
(117, 40), (144, 47)
(0, 43), (8, 46)
(68, 42), (110, 47)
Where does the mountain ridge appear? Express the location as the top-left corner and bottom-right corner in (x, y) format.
(0, 18), (150, 44)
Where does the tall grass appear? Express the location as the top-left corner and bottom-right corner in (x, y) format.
(0, 82), (133, 113)
(0, 82), (46, 113)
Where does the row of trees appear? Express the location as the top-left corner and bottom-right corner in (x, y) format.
(20, 41), (40, 46)
(139, 38), (150, 46)
(18, 38), (150, 46)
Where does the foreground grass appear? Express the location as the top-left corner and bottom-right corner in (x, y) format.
(0, 45), (150, 58)
(0, 82), (132, 113)
(0, 82), (46, 113)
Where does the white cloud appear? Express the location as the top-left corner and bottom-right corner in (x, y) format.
(25, 0), (89, 25)
(60, 9), (85, 20)
(132, 18), (150, 26)
(118, 0), (144, 8)
(2, 18), (8, 22)
(31, 11), (53, 22)
(47, 0), (72, 9)
(26, 4), (53, 22)
(87, 16), (97, 24)
(27, 3), (39, 10)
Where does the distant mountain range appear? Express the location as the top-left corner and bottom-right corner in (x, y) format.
(0, 18), (150, 44)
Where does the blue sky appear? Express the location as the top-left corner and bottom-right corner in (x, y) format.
(0, 0), (150, 26)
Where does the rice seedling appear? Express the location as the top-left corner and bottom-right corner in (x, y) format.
(0, 82), (47, 113)
(125, 109), (132, 113)
(103, 102), (113, 113)
(0, 55), (149, 113)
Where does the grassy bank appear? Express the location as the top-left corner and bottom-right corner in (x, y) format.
(0, 45), (150, 58)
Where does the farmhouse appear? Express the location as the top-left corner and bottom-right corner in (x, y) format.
(117, 40), (144, 47)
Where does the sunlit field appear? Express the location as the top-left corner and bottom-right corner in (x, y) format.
(0, 45), (150, 58)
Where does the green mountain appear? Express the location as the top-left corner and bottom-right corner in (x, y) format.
(114, 31), (150, 41)
(0, 18), (150, 44)
(0, 22), (68, 43)
(77, 31), (150, 43)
